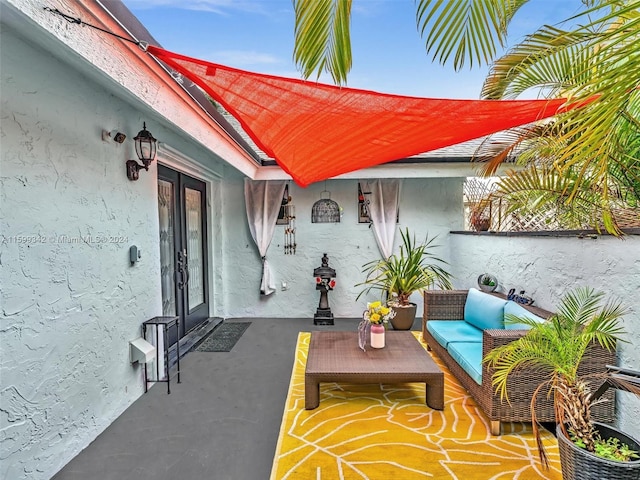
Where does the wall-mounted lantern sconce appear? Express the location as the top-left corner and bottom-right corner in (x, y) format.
(126, 122), (157, 181)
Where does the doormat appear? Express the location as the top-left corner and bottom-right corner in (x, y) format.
(194, 322), (251, 352)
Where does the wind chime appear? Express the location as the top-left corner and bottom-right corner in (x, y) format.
(283, 190), (296, 255)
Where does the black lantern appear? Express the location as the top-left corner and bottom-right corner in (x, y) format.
(126, 122), (157, 181)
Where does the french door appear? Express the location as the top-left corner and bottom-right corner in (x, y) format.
(158, 165), (209, 343)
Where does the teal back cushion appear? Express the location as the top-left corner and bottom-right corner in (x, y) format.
(464, 287), (507, 330)
(503, 301), (546, 329)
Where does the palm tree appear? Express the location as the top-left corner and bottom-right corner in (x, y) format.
(292, 0), (640, 234)
(476, 3), (640, 233)
(483, 287), (629, 466)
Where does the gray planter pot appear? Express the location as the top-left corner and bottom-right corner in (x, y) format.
(477, 274), (497, 292)
(478, 284), (497, 293)
(390, 303), (417, 330)
(557, 422), (640, 480)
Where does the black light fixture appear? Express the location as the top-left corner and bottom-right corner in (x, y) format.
(126, 122), (157, 181)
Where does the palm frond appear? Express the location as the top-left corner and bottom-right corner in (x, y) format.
(493, 164), (618, 230)
(486, 287), (626, 398)
(475, 1), (640, 234)
(293, 0), (352, 84)
(472, 123), (556, 176)
(415, 0), (527, 70)
(482, 27), (596, 99)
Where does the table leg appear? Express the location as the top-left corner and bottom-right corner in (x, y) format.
(305, 377), (320, 410)
(426, 375), (445, 410)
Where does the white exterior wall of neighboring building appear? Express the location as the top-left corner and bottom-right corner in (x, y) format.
(220, 177), (464, 319)
(449, 233), (640, 438)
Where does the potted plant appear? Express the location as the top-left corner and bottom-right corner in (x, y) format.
(477, 273), (497, 292)
(470, 209), (490, 231)
(356, 228), (452, 330)
(484, 287), (640, 479)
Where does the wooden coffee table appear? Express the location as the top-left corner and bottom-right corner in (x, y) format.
(304, 331), (444, 410)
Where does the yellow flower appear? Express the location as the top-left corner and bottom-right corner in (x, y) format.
(371, 313), (381, 322)
(369, 301), (382, 309)
(380, 307), (390, 316)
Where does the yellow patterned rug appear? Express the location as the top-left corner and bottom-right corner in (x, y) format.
(270, 332), (562, 480)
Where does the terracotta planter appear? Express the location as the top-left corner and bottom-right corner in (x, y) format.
(471, 215), (490, 231)
(390, 303), (417, 330)
(557, 422), (640, 480)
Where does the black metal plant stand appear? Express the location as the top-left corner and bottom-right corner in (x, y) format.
(142, 316), (181, 394)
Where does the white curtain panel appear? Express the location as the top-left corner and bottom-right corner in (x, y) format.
(244, 179), (287, 295)
(367, 179), (401, 259)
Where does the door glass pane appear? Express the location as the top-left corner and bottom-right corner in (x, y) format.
(158, 180), (176, 316)
(185, 187), (204, 309)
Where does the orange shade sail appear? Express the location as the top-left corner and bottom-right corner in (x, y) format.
(148, 46), (568, 187)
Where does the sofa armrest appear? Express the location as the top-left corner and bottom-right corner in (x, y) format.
(481, 329), (616, 423)
(482, 328), (529, 351)
(481, 329), (530, 385)
(422, 290), (468, 339)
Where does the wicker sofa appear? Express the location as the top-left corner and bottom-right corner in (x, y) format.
(422, 288), (616, 435)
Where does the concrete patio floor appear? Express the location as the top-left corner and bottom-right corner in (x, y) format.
(52, 317), (364, 480)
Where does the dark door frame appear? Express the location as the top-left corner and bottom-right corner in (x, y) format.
(158, 164), (209, 340)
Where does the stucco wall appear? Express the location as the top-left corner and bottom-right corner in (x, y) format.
(0, 26), (218, 479)
(449, 233), (640, 437)
(221, 177), (464, 319)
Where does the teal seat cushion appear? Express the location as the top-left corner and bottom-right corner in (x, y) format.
(464, 287), (508, 331)
(504, 301), (546, 330)
(447, 341), (483, 385)
(426, 320), (483, 349)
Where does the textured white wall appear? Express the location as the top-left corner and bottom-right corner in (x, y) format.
(0, 28), (163, 479)
(2, 0), (259, 179)
(221, 177), (464, 319)
(449, 233), (640, 437)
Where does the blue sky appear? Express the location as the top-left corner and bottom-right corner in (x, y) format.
(122, 0), (586, 99)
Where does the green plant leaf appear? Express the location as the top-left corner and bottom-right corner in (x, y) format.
(355, 228), (452, 305)
(293, 0), (352, 84)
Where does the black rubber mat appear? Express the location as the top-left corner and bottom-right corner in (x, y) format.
(194, 322), (251, 352)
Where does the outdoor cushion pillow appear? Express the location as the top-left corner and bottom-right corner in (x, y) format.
(464, 287), (508, 331)
(427, 320), (483, 349)
(503, 301), (546, 330)
(447, 341), (483, 385)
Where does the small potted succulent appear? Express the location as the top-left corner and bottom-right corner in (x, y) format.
(477, 273), (497, 292)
